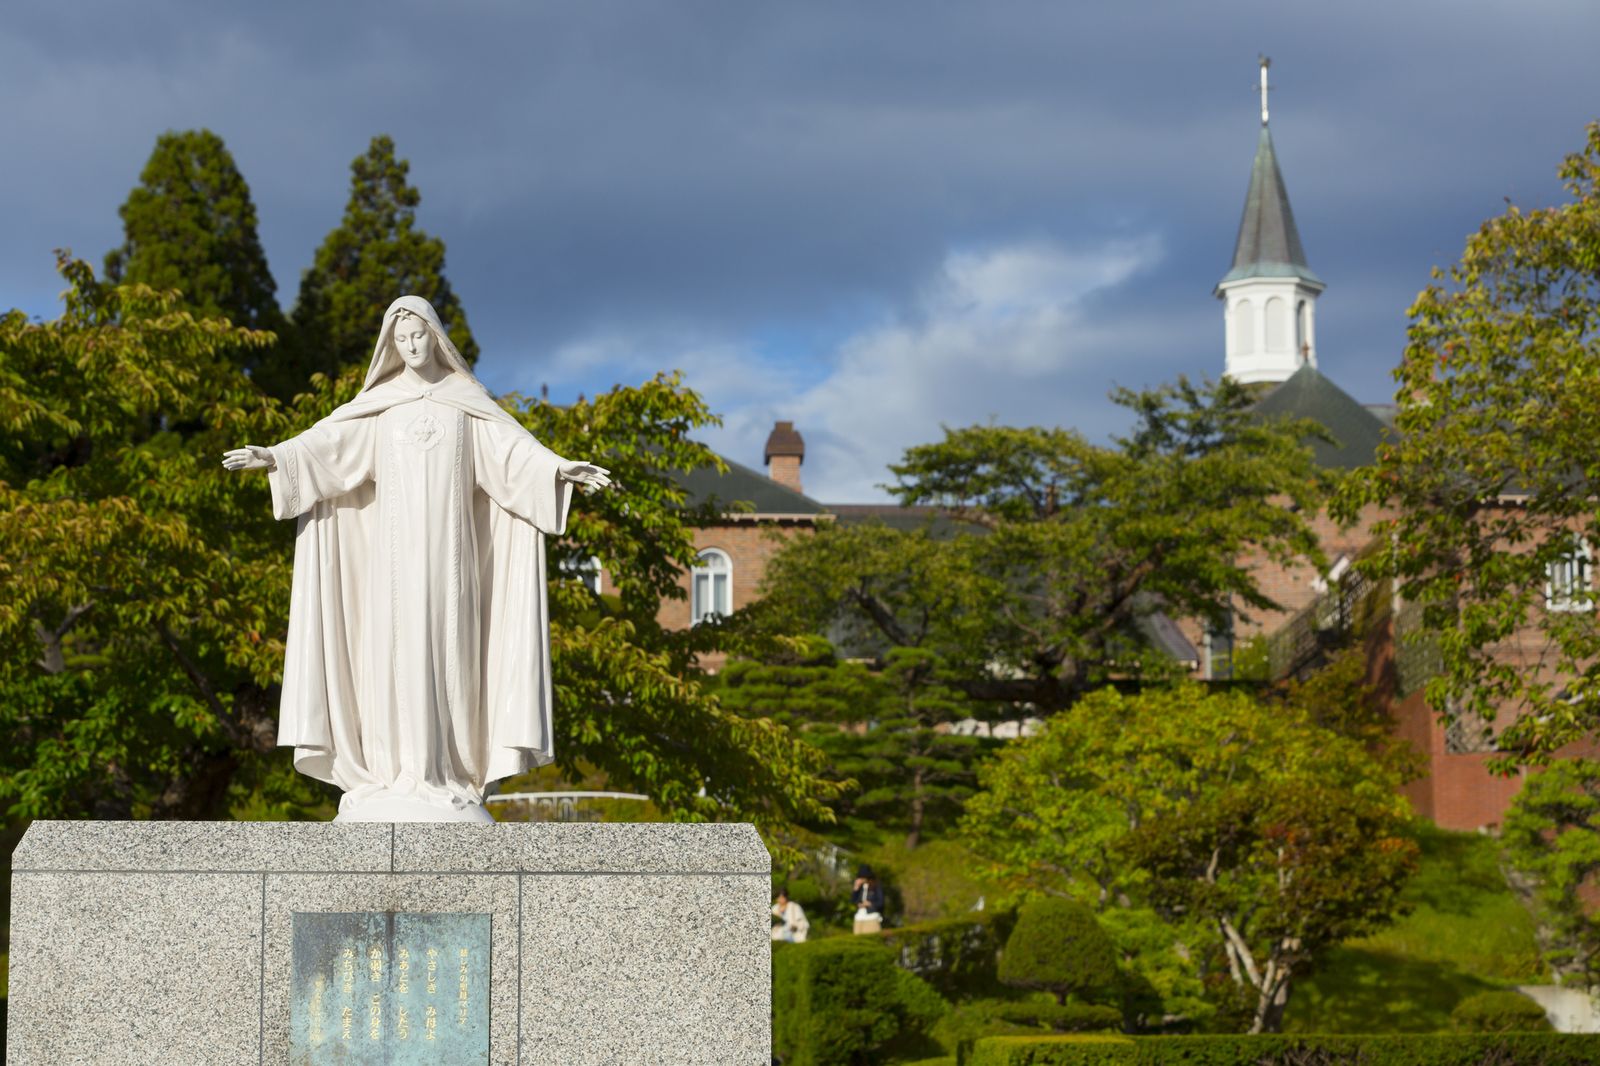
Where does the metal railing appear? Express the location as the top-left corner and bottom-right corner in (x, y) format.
(485, 790), (650, 822)
(1264, 568), (1381, 680)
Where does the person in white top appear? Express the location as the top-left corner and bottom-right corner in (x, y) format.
(770, 888), (809, 943)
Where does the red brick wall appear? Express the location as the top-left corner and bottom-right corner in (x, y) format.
(653, 520), (816, 631)
(1233, 502), (1393, 641)
(1389, 684), (1529, 830)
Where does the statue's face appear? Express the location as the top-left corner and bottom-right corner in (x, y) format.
(393, 316), (435, 370)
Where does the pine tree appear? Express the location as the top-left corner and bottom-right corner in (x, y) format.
(105, 129), (286, 380)
(292, 135), (478, 380)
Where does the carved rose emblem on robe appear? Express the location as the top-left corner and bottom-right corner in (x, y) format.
(397, 413), (444, 450)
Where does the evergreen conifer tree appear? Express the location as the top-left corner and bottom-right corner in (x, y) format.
(292, 135), (478, 380)
(105, 129), (287, 383)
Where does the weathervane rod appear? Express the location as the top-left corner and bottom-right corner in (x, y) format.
(1259, 55), (1271, 126)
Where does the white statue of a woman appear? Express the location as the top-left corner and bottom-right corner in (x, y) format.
(222, 296), (610, 823)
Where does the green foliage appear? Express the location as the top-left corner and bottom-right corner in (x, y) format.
(0, 257), (290, 818)
(715, 643), (996, 849)
(880, 909), (1018, 1002)
(750, 378), (1326, 719)
(933, 1000), (1123, 1065)
(999, 899), (1120, 1006)
(1450, 991), (1552, 1033)
(773, 938), (946, 1066)
(962, 684), (1417, 1033)
(1501, 758), (1600, 988)
(291, 135), (477, 391)
(0, 260), (835, 836)
(968, 1033), (1600, 1065)
(105, 130), (284, 339)
(871, 839), (991, 925)
(1284, 825), (1542, 1035)
(1335, 122), (1600, 765)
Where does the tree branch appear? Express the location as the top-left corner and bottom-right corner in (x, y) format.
(156, 620), (235, 741)
(33, 601), (95, 674)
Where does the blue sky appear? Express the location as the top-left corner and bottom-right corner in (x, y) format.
(5, 1), (1600, 500)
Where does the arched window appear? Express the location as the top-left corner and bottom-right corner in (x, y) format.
(692, 549), (732, 624)
(1295, 300), (1309, 357)
(1233, 299), (1254, 354)
(1264, 297), (1288, 352)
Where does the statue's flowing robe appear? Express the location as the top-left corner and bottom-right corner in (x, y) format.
(268, 371), (571, 815)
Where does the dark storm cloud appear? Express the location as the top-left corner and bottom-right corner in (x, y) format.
(5, 1), (1600, 496)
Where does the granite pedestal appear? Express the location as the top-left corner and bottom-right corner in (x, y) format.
(7, 820), (770, 1065)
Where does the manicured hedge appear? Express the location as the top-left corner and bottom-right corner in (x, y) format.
(772, 937), (945, 1066)
(967, 1033), (1600, 1065)
(880, 909), (1017, 1000)
(933, 999), (1123, 1064)
(1450, 990), (1553, 1033)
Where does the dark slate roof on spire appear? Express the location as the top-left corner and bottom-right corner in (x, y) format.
(1250, 364), (1387, 470)
(1219, 126), (1323, 287)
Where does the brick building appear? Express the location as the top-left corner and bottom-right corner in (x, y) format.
(612, 93), (1590, 833)
(1193, 101), (1598, 830)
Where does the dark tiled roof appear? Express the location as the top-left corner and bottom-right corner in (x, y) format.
(678, 454), (828, 516)
(1364, 403), (1398, 429)
(1136, 611), (1201, 667)
(1251, 364), (1388, 470)
(1219, 126), (1323, 288)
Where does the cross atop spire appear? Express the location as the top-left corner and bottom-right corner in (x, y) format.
(1258, 55), (1271, 126)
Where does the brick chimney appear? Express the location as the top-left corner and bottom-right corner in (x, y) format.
(764, 421), (804, 493)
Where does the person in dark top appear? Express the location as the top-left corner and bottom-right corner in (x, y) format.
(851, 865), (884, 933)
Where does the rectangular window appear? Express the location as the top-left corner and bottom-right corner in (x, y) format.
(1546, 540), (1593, 613)
(692, 572), (730, 624)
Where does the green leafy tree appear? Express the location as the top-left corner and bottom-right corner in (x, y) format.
(1501, 758), (1600, 990)
(1336, 123), (1600, 763)
(752, 378), (1326, 717)
(714, 640), (996, 849)
(104, 129), (287, 385)
(961, 684), (1417, 1033)
(291, 135), (477, 387)
(0, 257), (833, 839)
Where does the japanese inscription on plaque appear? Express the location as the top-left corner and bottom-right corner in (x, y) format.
(291, 911), (490, 1065)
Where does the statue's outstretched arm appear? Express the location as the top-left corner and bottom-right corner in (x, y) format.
(558, 460), (613, 492)
(221, 445), (276, 472)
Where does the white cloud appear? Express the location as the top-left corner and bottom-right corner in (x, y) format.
(758, 236), (1173, 501)
(507, 234), (1215, 503)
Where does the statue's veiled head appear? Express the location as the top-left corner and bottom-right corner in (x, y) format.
(362, 295), (478, 392)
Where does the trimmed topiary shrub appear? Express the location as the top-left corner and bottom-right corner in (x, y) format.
(999, 899), (1120, 1006)
(932, 1002), (1042, 1065)
(1450, 989), (1553, 1033)
(772, 937), (947, 1066)
(997, 1001), (1122, 1033)
(966, 1033), (1600, 1065)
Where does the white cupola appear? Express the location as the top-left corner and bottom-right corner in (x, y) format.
(1216, 58), (1325, 385)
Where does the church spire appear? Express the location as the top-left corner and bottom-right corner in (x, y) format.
(1216, 58), (1325, 385)
(1220, 61), (1319, 287)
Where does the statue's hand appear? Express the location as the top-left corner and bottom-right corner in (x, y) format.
(221, 445), (275, 472)
(559, 460), (612, 492)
